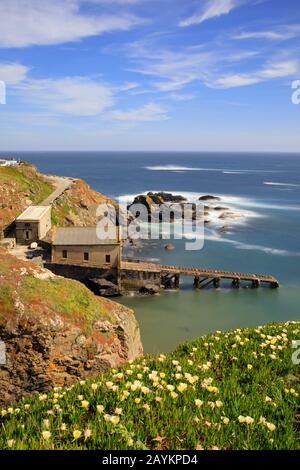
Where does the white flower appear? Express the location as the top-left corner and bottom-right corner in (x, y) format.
(43, 419), (50, 429)
(266, 422), (276, 432)
(91, 383), (98, 391)
(84, 429), (92, 439)
(97, 405), (104, 413)
(42, 431), (51, 441)
(195, 399), (203, 408)
(7, 439), (15, 448)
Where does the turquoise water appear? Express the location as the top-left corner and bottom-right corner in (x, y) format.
(6, 151), (300, 353)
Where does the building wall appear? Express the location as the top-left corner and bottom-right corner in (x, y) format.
(16, 221), (40, 244)
(52, 244), (120, 268)
(39, 209), (52, 239)
(15, 208), (51, 244)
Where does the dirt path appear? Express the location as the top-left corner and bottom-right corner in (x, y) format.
(40, 175), (76, 205)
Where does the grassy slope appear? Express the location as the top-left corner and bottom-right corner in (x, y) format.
(0, 164), (53, 230)
(0, 249), (116, 333)
(1, 321), (299, 450)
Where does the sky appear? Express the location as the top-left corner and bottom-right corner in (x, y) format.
(0, 0), (299, 152)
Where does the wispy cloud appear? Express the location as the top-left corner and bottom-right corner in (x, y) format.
(179, 0), (244, 27)
(233, 25), (300, 41)
(208, 60), (298, 88)
(15, 77), (116, 116)
(0, 0), (142, 48)
(0, 63), (29, 85)
(109, 102), (170, 121)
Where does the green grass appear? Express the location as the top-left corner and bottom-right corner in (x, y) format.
(1, 322), (299, 450)
(0, 164), (53, 205)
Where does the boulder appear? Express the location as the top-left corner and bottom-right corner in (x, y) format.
(199, 195), (221, 201)
(165, 243), (175, 251)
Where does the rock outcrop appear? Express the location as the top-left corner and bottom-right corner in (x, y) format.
(0, 249), (143, 406)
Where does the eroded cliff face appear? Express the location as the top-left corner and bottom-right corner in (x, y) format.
(0, 250), (143, 406)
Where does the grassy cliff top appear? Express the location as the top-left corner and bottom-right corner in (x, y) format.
(0, 249), (119, 332)
(1, 321), (299, 450)
(0, 163), (54, 231)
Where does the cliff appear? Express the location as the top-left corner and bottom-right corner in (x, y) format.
(0, 249), (143, 406)
(0, 163), (54, 235)
(0, 162), (116, 235)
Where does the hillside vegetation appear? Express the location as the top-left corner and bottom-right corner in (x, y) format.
(1, 321), (299, 450)
(0, 163), (53, 233)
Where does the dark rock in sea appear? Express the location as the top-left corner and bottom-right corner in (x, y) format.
(165, 243), (175, 251)
(86, 278), (120, 297)
(139, 284), (160, 295)
(199, 195), (221, 201)
(214, 206), (229, 211)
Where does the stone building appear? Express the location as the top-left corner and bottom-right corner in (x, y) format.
(51, 226), (121, 269)
(15, 205), (52, 244)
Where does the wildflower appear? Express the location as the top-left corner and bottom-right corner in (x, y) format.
(104, 414), (111, 422)
(211, 446), (219, 451)
(141, 386), (151, 395)
(84, 429), (92, 439)
(1, 410), (7, 417)
(127, 438), (134, 446)
(112, 385), (119, 392)
(172, 360), (179, 366)
(170, 391), (178, 399)
(97, 405), (104, 413)
(175, 373), (182, 380)
(39, 394), (47, 401)
(42, 431), (51, 441)
(43, 419), (50, 429)
(79, 380), (86, 385)
(266, 422), (276, 432)
(134, 398), (141, 404)
(245, 416), (254, 424)
(259, 416), (267, 425)
(155, 396), (163, 403)
(247, 364), (253, 370)
(143, 404), (150, 412)
(61, 423), (67, 431)
(73, 430), (82, 440)
(194, 417), (200, 423)
(215, 400), (223, 408)
(7, 439), (15, 448)
(159, 372), (165, 379)
(195, 399), (203, 408)
(188, 360), (193, 366)
(238, 415), (246, 423)
(137, 373), (143, 380)
(265, 396), (272, 402)
(81, 400), (89, 409)
(91, 383), (98, 391)
(105, 381), (114, 390)
(24, 404), (30, 410)
(115, 407), (122, 415)
(222, 417), (230, 425)
(206, 386), (219, 394)
(167, 384), (175, 391)
(77, 394), (83, 401)
(111, 415), (120, 425)
(7, 408), (14, 414)
(195, 444), (204, 450)
(205, 421), (212, 428)
(177, 383), (188, 393)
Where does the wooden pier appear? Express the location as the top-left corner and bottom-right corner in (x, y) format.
(121, 260), (279, 289)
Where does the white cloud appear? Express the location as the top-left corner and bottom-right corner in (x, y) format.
(208, 60), (298, 88)
(179, 0), (242, 27)
(233, 25), (300, 41)
(168, 93), (195, 101)
(0, 63), (29, 85)
(109, 102), (170, 121)
(0, 0), (142, 48)
(17, 77), (115, 116)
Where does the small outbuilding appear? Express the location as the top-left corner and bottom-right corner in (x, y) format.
(15, 205), (52, 244)
(51, 227), (121, 269)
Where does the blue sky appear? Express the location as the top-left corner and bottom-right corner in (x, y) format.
(0, 0), (299, 151)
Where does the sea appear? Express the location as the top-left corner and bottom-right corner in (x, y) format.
(4, 151), (300, 354)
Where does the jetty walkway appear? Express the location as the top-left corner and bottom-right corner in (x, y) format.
(121, 260), (279, 289)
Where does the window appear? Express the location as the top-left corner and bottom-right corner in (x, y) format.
(105, 254), (111, 264)
(25, 231), (30, 240)
(84, 252), (89, 261)
(62, 250), (68, 259)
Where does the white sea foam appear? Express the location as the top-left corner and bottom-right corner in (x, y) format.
(264, 181), (299, 187)
(204, 229), (300, 257)
(144, 165), (282, 174)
